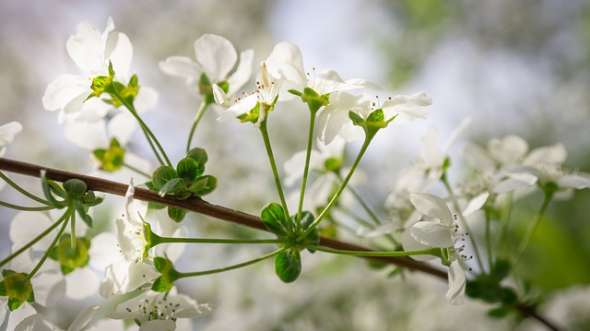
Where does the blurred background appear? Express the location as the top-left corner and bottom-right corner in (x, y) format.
(1, 0), (589, 330)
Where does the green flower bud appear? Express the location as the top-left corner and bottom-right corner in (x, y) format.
(63, 179), (88, 199)
(50, 235), (90, 274)
(0, 270), (34, 311)
(93, 138), (126, 172)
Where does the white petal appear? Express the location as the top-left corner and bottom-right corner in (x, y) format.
(108, 32), (133, 78)
(66, 21), (105, 73)
(524, 144), (567, 167)
(89, 233), (120, 270)
(10, 212), (54, 249)
(194, 34), (237, 82)
(42, 75), (88, 112)
(462, 192), (489, 216)
(409, 193), (452, 223)
(212, 84), (228, 105)
(140, 320), (176, 331)
(64, 119), (108, 150)
(14, 314), (55, 331)
(409, 221), (453, 247)
(488, 135), (528, 165)
(400, 230), (435, 261)
(159, 56), (200, 83)
(108, 112), (137, 146)
(558, 173), (590, 190)
(134, 87), (158, 113)
(224, 94), (258, 118)
(283, 151), (308, 186)
(227, 49), (254, 95)
(420, 129), (444, 169)
(463, 143), (495, 174)
(443, 118), (471, 153)
(0, 121), (23, 149)
(65, 268), (100, 300)
(265, 41), (306, 85)
(446, 260), (466, 304)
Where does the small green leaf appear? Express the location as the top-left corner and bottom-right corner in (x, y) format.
(367, 109), (385, 123)
(188, 175), (217, 196)
(148, 201), (166, 210)
(168, 207), (187, 223)
(7, 297), (24, 311)
(151, 276), (174, 293)
(237, 103), (260, 124)
(288, 89), (302, 96)
(487, 306), (512, 318)
(275, 249), (302, 283)
(260, 203), (288, 237)
(297, 211), (319, 252)
(349, 111), (365, 127)
(177, 157), (203, 180)
(151, 166), (178, 190)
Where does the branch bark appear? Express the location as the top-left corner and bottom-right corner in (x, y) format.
(0, 157), (561, 331)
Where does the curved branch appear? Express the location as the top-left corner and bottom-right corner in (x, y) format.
(0, 157), (561, 331)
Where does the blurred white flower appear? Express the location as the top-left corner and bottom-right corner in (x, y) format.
(42, 17), (132, 117)
(0, 121), (22, 157)
(160, 34), (253, 99)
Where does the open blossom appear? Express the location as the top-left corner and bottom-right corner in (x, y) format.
(160, 34), (253, 100)
(319, 91), (432, 144)
(42, 17), (132, 117)
(402, 193), (488, 304)
(110, 290), (210, 331)
(0, 121), (22, 157)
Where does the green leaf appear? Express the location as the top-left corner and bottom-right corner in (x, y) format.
(148, 201), (166, 210)
(187, 147), (208, 166)
(288, 89), (302, 97)
(152, 257), (179, 292)
(487, 306), (512, 318)
(349, 111), (365, 127)
(491, 259), (511, 282)
(151, 276), (174, 293)
(188, 175), (217, 196)
(177, 157), (203, 180)
(168, 207), (187, 223)
(275, 249), (302, 283)
(297, 211), (319, 252)
(151, 166), (178, 190)
(237, 103), (260, 124)
(7, 297), (24, 311)
(260, 203), (289, 237)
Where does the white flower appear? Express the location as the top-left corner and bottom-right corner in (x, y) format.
(404, 193), (486, 304)
(109, 290), (210, 331)
(42, 17), (133, 116)
(160, 34), (253, 98)
(319, 92), (432, 144)
(0, 121), (22, 157)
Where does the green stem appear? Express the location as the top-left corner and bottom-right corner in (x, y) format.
(337, 205), (375, 229)
(155, 236), (282, 245)
(123, 163), (151, 178)
(0, 211), (70, 269)
(515, 192), (553, 263)
(0, 200), (54, 211)
(70, 211), (76, 250)
(112, 91), (172, 167)
(0, 171), (49, 205)
(29, 210), (71, 278)
(302, 135), (373, 238)
(441, 176), (485, 272)
(484, 208), (492, 270)
(179, 248), (284, 278)
(296, 110), (317, 224)
(497, 192), (513, 252)
(186, 101), (209, 153)
(313, 246), (440, 258)
(259, 119), (290, 218)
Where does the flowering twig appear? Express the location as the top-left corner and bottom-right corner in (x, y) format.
(0, 157), (562, 331)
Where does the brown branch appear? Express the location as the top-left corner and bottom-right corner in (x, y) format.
(0, 157), (561, 331)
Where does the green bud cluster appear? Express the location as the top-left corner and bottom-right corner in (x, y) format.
(93, 138), (126, 172)
(349, 108), (396, 139)
(260, 203), (320, 283)
(89, 62), (141, 107)
(48, 234), (91, 274)
(146, 147), (217, 222)
(289, 87), (330, 114)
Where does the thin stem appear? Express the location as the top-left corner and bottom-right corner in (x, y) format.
(0, 210), (70, 269)
(259, 119), (290, 218)
(29, 210), (71, 278)
(186, 101), (209, 153)
(112, 91), (172, 167)
(0, 171), (49, 205)
(337, 205), (375, 229)
(303, 135), (373, 237)
(515, 192), (553, 263)
(70, 211), (76, 250)
(484, 207), (493, 270)
(179, 248), (284, 278)
(497, 192), (513, 251)
(296, 110), (317, 224)
(339, 174), (381, 225)
(0, 200), (54, 211)
(441, 176), (485, 272)
(156, 236), (282, 245)
(123, 163), (151, 178)
(313, 246), (440, 258)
